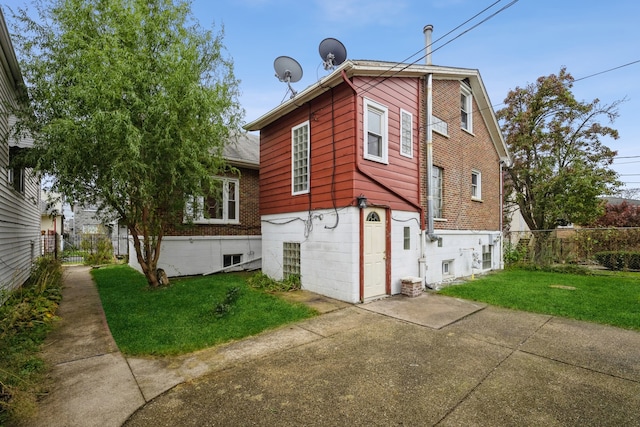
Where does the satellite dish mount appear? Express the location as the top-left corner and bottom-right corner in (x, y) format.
(274, 56), (303, 99)
(319, 38), (347, 71)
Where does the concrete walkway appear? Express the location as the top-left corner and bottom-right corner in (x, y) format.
(25, 265), (640, 426)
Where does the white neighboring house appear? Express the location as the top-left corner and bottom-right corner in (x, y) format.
(0, 9), (41, 294)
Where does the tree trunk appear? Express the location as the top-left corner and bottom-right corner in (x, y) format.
(130, 227), (160, 287)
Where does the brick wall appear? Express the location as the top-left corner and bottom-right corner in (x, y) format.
(166, 166), (261, 236)
(420, 78), (501, 231)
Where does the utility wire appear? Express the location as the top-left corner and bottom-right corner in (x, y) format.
(357, 0), (519, 95)
(574, 60), (640, 82)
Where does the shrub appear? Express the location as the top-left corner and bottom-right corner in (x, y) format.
(0, 257), (63, 425)
(213, 286), (241, 318)
(594, 251), (640, 271)
(82, 234), (114, 265)
(247, 272), (301, 292)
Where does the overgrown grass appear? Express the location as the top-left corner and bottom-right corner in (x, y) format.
(438, 268), (640, 330)
(0, 258), (63, 425)
(92, 266), (317, 356)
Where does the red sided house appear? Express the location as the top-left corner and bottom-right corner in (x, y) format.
(129, 133), (262, 277)
(245, 41), (509, 303)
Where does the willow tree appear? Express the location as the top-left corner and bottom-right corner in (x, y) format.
(10, 0), (243, 287)
(498, 68), (621, 233)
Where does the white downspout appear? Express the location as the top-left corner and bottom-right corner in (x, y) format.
(424, 25), (437, 243)
(421, 25), (437, 288)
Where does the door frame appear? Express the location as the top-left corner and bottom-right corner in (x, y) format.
(359, 206), (391, 302)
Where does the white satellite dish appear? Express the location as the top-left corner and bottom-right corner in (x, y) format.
(319, 38), (347, 70)
(274, 56), (303, 99)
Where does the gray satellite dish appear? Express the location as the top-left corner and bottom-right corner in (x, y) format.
(319, 38), (347, 70)
(274, 56), (303, 98)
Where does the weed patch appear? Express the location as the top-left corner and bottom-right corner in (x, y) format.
(0, 258), (63, 425)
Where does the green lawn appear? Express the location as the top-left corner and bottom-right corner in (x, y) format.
(438, 268), (640, 330)
(92, 265), (317, 356)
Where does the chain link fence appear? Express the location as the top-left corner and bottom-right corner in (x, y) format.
(505, 227), (640, 270)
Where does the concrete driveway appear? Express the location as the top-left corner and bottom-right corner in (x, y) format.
(124, 294), (640, 426)
(28, 266), (640, 427)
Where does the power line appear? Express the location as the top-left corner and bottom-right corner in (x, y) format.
(356, 0), (519, 95)
(574, 60), (640, 82)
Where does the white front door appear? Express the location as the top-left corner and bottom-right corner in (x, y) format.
(363, 208), (386, 299)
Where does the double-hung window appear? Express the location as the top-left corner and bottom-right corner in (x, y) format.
(471, 170), (481, 200)
(364, 98), (388, 163)
(186, 177), (239, 224)
(432, 166), (444, 219)
(400, 109), (413, 158)
(292, 121), (310, 195)
(461, 81), (473, 132)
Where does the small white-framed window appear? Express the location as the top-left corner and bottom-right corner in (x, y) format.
(471, 170), (481, 200)
(292, 121), (310, 195)
(400, 109), (413, 158)
(432, 166), (444, 219)
(432, 115), (448, 137)
(482, 245), (492, 270)
(185, 177), (240, 224)
(364, 98), (388, 164)
(443, 259), (454, 278)
(461, 82), (473, 132)
(403, 226), (411, 250)
(223, 254), (242, 267)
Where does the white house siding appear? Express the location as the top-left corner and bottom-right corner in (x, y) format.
(423, 229), (502, 289)
(262, 208), (360, 303)
(390, 210), (422, 295)
(128, 235), (262, 277)
(0, 19), (41, 294)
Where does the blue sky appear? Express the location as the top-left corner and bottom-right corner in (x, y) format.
(3, 0), (640, 192)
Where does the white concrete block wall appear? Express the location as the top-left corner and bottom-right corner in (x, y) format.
(423, 229), (502, 288)
(390, 211), (422, 294)
(262, 208), (360, 303)
(129, 235), (262, 277)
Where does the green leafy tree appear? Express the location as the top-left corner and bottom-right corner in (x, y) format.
(498, 67), (621, 232)
(9, 0), (243, 287)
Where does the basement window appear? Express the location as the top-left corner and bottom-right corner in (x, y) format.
(482, 245), (492, 270)
(223, 254), (242, 267)
(283, 242), (301, 280)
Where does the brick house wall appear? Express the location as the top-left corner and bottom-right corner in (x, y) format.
(420, 78), (502, 232)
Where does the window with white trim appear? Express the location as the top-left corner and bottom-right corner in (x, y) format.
(400, 109), (413, 158)
(471, 170), (481, 200)
(364, 98), (388, 163)
(185, 177), (239, 224)
(432, 166), (444, 219)
(482, 245), (492, 270)
(224, 254), (242, 267)
(461, 82), (473, 132)
(292, 121), (310, 195)
(8, 147), (25, 194)
(432, 115), (448, 137)
(443, 260), (454, 278)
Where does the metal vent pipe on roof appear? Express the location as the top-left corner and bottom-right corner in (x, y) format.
(423, 24), (433, 65)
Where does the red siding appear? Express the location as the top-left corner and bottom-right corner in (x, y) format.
(260, 76), (422, 216)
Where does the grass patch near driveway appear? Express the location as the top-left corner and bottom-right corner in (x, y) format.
(92, 265), (317, 356)
(438, 268), (640, 331)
